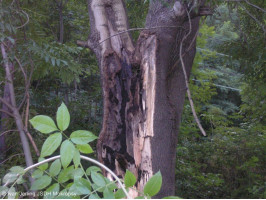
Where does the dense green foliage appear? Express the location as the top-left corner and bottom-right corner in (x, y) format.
(0, 0), (265, 199)
(176, 3), (265, 199)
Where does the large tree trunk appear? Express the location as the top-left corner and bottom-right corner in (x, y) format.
(83, 0), (207, 197)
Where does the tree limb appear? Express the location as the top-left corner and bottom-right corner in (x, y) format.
(179, 9), (206, 136)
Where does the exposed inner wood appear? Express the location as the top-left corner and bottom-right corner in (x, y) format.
(91, 0), (157, 192)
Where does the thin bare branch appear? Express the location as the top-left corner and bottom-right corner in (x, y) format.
(16, 10), (29, 29)
(25, 130), (40, 156)
(0, 130), (17, 137)
(245, 0), (266, 13)
(179, 9), (206, 136)
(0, 109), (14, 117)
(0, 153), (24, 165)
(238, 2), (265, 33)
(0, 97), (14, 111)
(14, 56), (27, 82)
(98, 26), (184, 45)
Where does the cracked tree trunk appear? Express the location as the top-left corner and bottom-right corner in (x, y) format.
(85, 0), (206, 197)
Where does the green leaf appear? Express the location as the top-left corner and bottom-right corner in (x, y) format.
(30, 175), (52, 190)
(17, 175), (25, 184)
(135, 196), (145, 199)
(51, 57), (55, 66)
(49, 159), (62, 177)
(56, 102), (70, 131)
(124, 170), (136, 188)
(41, 132), (62, 157)
(143, 171), (162, 197)
(103, 188), (115, 199)
(38, 157), (49, 171)
(7, 187), (17, 199)
(69, 178), (91, 195)
(86, 166), (101, 176)
(9, 166), (24, 175)
(30, 115), (58, 134)
(58, 166), (74, 183)
(70, 130), (97, 145)
(114, 188), (126, 199)
(73, 149), (80, 168)
(105, 179), (117, 191)
(91, 171), (106, 187)
(0, 186), (9, 197)
(3, 173), (18, 184)
(76, 144), (93, 154)
(44, 183), (60, 199)
(89, 193), (100, 199)
(32, 169), (44, 179)
(60, 140), (75, 168)
(73, 168), (84, 180)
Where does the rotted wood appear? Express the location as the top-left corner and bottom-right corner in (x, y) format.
(86, 0), (160, 193)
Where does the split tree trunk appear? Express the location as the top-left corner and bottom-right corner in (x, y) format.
(83, 0), (207, 197)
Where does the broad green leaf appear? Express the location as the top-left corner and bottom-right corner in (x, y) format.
(89, 193), (100, 199)
(69, 178), (91, 195)
(44, 183), (60, 199)
(124, 170), (136, 188)
(51, 57), (55, 66)
(114, 188), (126, 199)
(73, 149), (80, 168)
(30, 175), (52, 190)
(143, 171), (162, 197)
(17, 175), (25, 184)
(73, 168), (84, 180)
(66, 183), (74, 189)
(76, 144), (93, 154)
(0, 186), (8, 197)
(38, 157), (48, 171)
(103, 188), (115, 199)
(91, 183), (105, 193)
(135, 196), (145, 199)
(30, 115), (58, 134)
(9, 166), (24, 175)
(56, 102), (70, 131)
(60, 140), (75, 168)
(41, 132), (62, 157)
(86, 166), (101, 176)
(91, 171), (106, 187)
(3, 173), (17, 184)
(70, 130), (97, 145)
(58, 166), (74, 183)
(49, 159), (62, 177)
(32, 169), (44, 179)
(105, 179), (117, 191)
(7, 187), (17, 199)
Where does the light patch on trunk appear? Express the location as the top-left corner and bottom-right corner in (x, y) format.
(91, 0), (111, 54)
(112, 0), (134, 53)
(136, 35), (157, 190)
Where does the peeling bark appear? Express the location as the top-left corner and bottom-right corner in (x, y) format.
(85, 0), (207, 197)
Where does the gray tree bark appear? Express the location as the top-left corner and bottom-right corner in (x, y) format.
(82, 0), (208, 197)
(1, 43), (34, 172)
